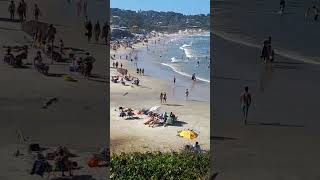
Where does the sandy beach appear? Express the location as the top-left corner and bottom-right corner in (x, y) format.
(110, 37), (210, 153)
(0, 0), (107, 179)
(212, 35), (320, 180)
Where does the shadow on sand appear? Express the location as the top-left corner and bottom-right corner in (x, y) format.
(210, 136), (238, 141)
(214, 75), (255, 82)
(163, 103), (183, 107)
(247, 121), (304, 128)
(51, 175), (95, 180)
(0, 17), (21, 23)
(47, 73), (67, 77)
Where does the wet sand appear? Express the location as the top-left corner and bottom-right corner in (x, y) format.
(212, 35), (320, 180)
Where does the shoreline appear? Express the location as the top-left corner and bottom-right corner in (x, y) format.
(110, 33), (210, 154)
(213, 34), (320, 180)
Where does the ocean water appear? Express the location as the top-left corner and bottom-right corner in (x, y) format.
(130, 34), (210, 101)
(162, 34), (210, 83)
(147, 34), (211, 83)
(213, 0), (320, 64)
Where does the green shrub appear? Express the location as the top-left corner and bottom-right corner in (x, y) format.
(110, 151), (210, 180)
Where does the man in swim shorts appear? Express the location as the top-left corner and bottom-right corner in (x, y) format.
(240, 86), (252, 125)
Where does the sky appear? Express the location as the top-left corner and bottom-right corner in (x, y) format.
(110, 0), (210, 15)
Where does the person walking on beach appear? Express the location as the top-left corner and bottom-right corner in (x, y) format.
(115, 61), (118, 68)
(77, 0), (82, 16)
(280, 0), (286, 13)
(33, 4), (41, 21)
(313, 6), (319, 21)
(142, 68), (144, 75)
(46, 24), (57, 63)
(185, 89), (189, 100)
(85, 20), (93, 43)
(240, 86), (252, 125)
(8, 1), (15, 20)
(21, 0), (27, 20)
(261, 42), (269, 63)
(305, 8), (312, 22)
(17, 2), (24, 22)
(94, 21), (101, 43)
(59, 39), (64, 55)
(163, 93), (167, 103)
(173, 76), (176, 84)
(160, 92), (163, 104)
(120, 63), (123, 68)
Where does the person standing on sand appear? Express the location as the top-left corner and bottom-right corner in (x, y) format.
(173, 76), (176, 84)
(8, 1), (15, 20)
(142, 68), (144, 75)
(77, 0), (82, 16)
(17, 2), (24, 22)
(21, 0), (27, 20)
(85, 20), (93, 43)
(94, 21), (101, 43)
(120, 63), (123, 68)
(59, 39), (64, 55)
(115, 61), (118, 68)
(83, 0), (88, 17)
(160, 93), (163, 104)
(33, 4), (41, 21)
(240, 86), (252, 125)
(280, 0), (286, 13)
(313, 6), (319, 21)
(185, 89), (189, 100)
(305, 8), (311, 22)
(46, 24), (57, 64)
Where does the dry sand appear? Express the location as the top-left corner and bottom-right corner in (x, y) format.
(110, 41), (210, 154)
(0, 0), (107, 179)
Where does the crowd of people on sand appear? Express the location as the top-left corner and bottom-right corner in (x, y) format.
(26, 144), (109, 178)
(3, 21), (97, 78)
(111, 74), (140, 86)
(136, 68), (144, 75)
(84, 16), (110, 44)
(8, 0), (43, 22)
(117, 107), (178, 128)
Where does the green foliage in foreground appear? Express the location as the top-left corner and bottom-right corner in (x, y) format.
(110, 151), (210, 180)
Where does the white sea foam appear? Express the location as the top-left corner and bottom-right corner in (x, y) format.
(161, 63), (210, 83)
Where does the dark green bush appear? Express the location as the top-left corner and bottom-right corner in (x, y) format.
(110, 151), (210, 180)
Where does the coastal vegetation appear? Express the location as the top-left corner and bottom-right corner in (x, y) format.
(111, 8), (210, 33)
(110, 151), (210, 179)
